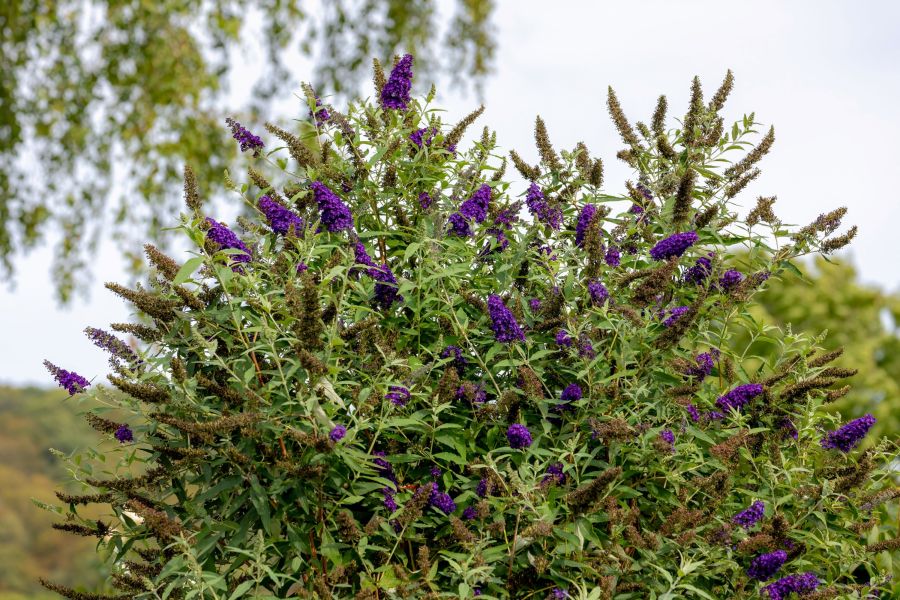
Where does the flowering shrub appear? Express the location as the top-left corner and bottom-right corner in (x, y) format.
(41, 57), (898, 599)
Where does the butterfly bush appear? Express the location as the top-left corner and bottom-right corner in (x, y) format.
(39, 61), (899, 600)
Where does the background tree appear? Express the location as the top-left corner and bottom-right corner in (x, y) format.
(736, 256), (900, 442)
(0, 0), (495, 301)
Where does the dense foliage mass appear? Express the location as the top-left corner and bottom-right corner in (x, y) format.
(41, 57), (898, 599)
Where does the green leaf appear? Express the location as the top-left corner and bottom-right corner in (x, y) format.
(173, 256), (204, 284)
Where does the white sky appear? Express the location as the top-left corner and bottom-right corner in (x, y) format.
(2, 0), (899, 387)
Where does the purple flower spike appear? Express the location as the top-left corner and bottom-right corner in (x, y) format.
(410, 126), (437, 148)
(820, 414), (876, 453)
(732, 500), (765, 529)
(649, 231), (698, 260)
(296, 262), (308, 274)
(462, 506), (478, 520)
(225, 117), (264, 155)
(716, 383), (764, 413)
(660, 429), (675, 446)
(525, 183), (562, 229)
(605, 246), (621, 267)
(551, 589), (569, 599)
(385, 385), (411, 406)
(114, 424), (134, 443)
(448, 212), (473, 237)
(684, 254), (714, 284)
(370, 264), (404, 309)
(555, 329), (573, 348)
(418, 192), (433, 210)
(429, 483), (457, 514)
(329, 425), (347, 442)
(575, 204), (597, 247)
(747, 550), (787, 581)
(259, 195), (304, 236)
(761, 572), (820, 600)
(311, 181), (354, 233)
(380, 54), (414, 110)
(561, 384), (582, 403)
(507, 424), (533, 449)
(719, 269), (744, 290)
(309, 92), (330, 126)
(460, 184), (492, 223)
(662, 306), (689, 328)
(84, 327), (141, 366)
(588, 280), (609, 305)
(205, 218), (252, 265)
(487, 294), (526, 343)
(44, 361), (91, 396)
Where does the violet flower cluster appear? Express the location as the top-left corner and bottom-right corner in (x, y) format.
(575, 204), (596, 247)
(662, 306), (689, 328)
(732, 500), (765, 529)
(380, 54), (414, 110)
(385, 385), (411, 406)
(747, 550), (787, 581)
(525, 183), (562, 229)
(44, 360), (90, 395)
(506, 424), (532, 449)
(259, 195), (304, 235)
(329, 425), (347, 442)
(820, 414), (876, 452)
(370, 264), (404, 309)
(429, 482), (456, 514)
(761, 572), (819, 600)
(311, 181), (354, 233)
(225, 117), (264, 155)
(684, 254), (713, 284)
(85, 327), (141, 366)
(716, 383), (764, 413)
(487, 294), (526, 343)
(114, 424), (134, 443)
(588, 280), (609, 305)
(204, 218), (252, 265)
(409, 126), (437, 148)
(649, 231), (698, 260)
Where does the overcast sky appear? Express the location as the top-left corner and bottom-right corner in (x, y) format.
(2, 0), (899, 387)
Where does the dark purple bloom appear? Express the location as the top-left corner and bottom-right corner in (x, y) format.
(476, 478), (488, 498)
(84, 327), (141, 366)
(748, 550), (787, 581)
(649, 231), (698, 261)
(382, 487), (398, 512)
(462, 506), (478, 520)
(311, 181), (353, 233)
(529, 298), (541, 311)
(719, 269), (744, 290)
(686, 351), (716, 380)
(114, 424), (134, 443)
(555, 329), (573, 348)
(474, 588), (481, 596)
(561, 384), (582, 403)
(663, 306), (690, 328)
(660, 429), (675, 446)
(459, 184), (492, 223)
(541, 462), (567, 486)
(761, 572), (820, 600)
(329, 425), (347, 442)
(259, 195), (304, 236)
(44, 360), (90, 396)
(507, 424), (533, 449)
(380, 54), (414, 110)
(578, 335), (596, 359)
(296, 262), (308, 274)
(588, 280), (609, 305)
(636, 183), (653, 201)
(309, 93), (330, 126)
(418, 192), (433, 210)
(686, 404), (701, 422)
(605, 246), (621, 267)
(575, 204), (597, 247)
(354, 241), (376, 269)
(429, 482), (456, 514)
(525, 183), (562, 229)
(410, 126), (437, 148)
(630, 204), (645, 215)
(447, 212), (473, 237)
(716, 383), (764, 413)
(482, 228), (510, 255)
(441, 345), (468, 371)
(225, 117), (264, 155)
(684, 254), (714, 284)
(385, 385), (411, 406)
(780, 418), (799, 440)
(205, 218), (252, 265)
(370, 264), (404, 309)
(551, 588), (569, 599)
(430, 467), (442, 479)
(487, 294), (526, 343)
(706, 410), (725, 421)
(820, 414), (876, 453)
(374, 451), (397, 484)
(733, 500), (765, 529)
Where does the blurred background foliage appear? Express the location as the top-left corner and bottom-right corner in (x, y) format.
(734, 256), (900, 443)
(0, 387), (107, 599)
(0, 0), (495, 302)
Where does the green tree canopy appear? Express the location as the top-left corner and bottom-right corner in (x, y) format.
(0, 0), (495, 301)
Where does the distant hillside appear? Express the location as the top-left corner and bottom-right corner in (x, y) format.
(0, 386), (107, 597)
